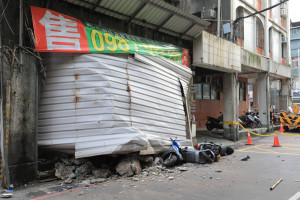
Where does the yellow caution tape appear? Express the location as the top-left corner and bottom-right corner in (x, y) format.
(238, 123), (276, 137)
(222, 120), (300, 137)
(223, 121), (239, 125)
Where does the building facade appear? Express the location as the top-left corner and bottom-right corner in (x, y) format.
(179, 0), (291, 139)
(291, 21), (300, 103)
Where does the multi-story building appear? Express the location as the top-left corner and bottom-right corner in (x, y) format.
(180, 0), (291, 139)
(291, 21), (300, 103)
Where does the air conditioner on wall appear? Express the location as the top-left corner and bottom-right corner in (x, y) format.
(280, 8), (287, 17)
(201, 9), (216, 19)
(281, 36), (288, 43)
(280, 2), (286, 9)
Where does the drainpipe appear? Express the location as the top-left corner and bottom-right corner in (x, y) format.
(217, 0), (221, 37)
(266, 59), (270, 130)
(235, 72), (239, 141)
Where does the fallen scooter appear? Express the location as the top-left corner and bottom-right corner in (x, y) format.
(161, 138), (184, 167)
(161, 138), (217, 167)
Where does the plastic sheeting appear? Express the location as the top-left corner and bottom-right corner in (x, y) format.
(38, 53), (192, 158)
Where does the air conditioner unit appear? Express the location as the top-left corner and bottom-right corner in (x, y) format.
(280, 8), (287, 17)
(281, 36), (288, 43)
(201, 9), (216, 19)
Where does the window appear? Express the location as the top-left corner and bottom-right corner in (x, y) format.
(291, 29), (297, 35)
(236, 7), (244, 46)
(195, 84), (202, 99)
(256, 18), (264, 55)
(194, 76), (221, 100)
(269, 28), (273, 57)
(239, 82), (246, 101)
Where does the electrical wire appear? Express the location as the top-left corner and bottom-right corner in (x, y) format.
(0, 0), (14, 35)
(0, 0), (9, 22)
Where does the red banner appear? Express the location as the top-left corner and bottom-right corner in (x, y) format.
(31, 6), (89, 52)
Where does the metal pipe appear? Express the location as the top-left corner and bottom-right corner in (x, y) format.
(217, 0), (221, 37)
(4, 81), (11, 187)
(19, 0), (23, 64)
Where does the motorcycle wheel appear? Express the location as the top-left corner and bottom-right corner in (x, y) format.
(162, 153), (177, 167)
(206, 122), (214, 131)
(256, 122), (262, 128)
(249, 122), (256, 129)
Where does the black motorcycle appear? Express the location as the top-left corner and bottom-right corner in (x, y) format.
(239, 112), (257, 129)
(250, 111), (262, 128)
(206, 113), (223, 131)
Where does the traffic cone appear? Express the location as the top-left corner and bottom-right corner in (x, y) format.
(279, 123), (284, 133)
(245, 132), (254, 145)
(272, 132), (281, 147)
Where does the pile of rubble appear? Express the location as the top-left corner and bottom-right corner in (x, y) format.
(48, 144), (234, 185)
(52, 155), (163, 184)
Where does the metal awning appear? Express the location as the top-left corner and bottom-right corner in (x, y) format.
(63, 0), (210, 40)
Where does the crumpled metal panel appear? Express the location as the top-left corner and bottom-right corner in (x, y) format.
(38, 53), (192, 158)
(63, 0), (210, 40)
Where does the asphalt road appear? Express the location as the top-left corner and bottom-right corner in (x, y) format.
(11, 132), (300, 200)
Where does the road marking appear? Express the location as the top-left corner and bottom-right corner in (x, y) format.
(237, 143), (300, 156)
(288, 192), (300, 200)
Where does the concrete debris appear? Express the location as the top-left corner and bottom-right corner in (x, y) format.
(92, 169), (112, 178)
(55, 163), (75, 180)
(0, 193), (13, 198)
(75, 161), (93, 177)
(81, 180), (92, 186)
(241, 155), (250, 161)
(177, 167), (188, 171)
(116, 157), (142, 177)
(137, 155), (154, 164)
(153, 157), (163, 166)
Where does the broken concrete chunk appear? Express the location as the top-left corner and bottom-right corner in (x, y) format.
(177, 167), (188, 171)
(0, 193), (13, 198)
(137, 155), (154, 164)
(75, 161), (93, 176)
(116, 157), (141, 177)
(55, 163), (75, 179)
(153, 157), (163, 166)
(73, 159), (86, 166)
(92, 169), (112, 178)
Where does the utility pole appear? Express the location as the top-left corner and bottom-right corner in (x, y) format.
(217, 0), (221, 37)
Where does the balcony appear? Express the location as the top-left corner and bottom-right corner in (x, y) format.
(241, 49), (291, 78)
(241, 49), (269, 71)
(193, 31), (241, 72)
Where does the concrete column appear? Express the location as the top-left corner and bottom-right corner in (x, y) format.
(223, 73), (239, 141)
(6, 53), (38, 186)
(258, 72), (270, 128)
(280, 79), (290, 111)
(253, 84), (259, 109)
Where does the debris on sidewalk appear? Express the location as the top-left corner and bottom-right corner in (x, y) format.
(270, 178), (283, 190)
(0, 191), (13, 198)
(241, 155), (250, 161)
(116, 157), (142, 177)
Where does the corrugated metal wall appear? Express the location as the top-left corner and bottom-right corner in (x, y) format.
(38, 53), (192, 158)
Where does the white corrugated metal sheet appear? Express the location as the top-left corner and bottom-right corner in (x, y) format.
(63, 0), (210, 40)
(38, 53), (192, 158)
